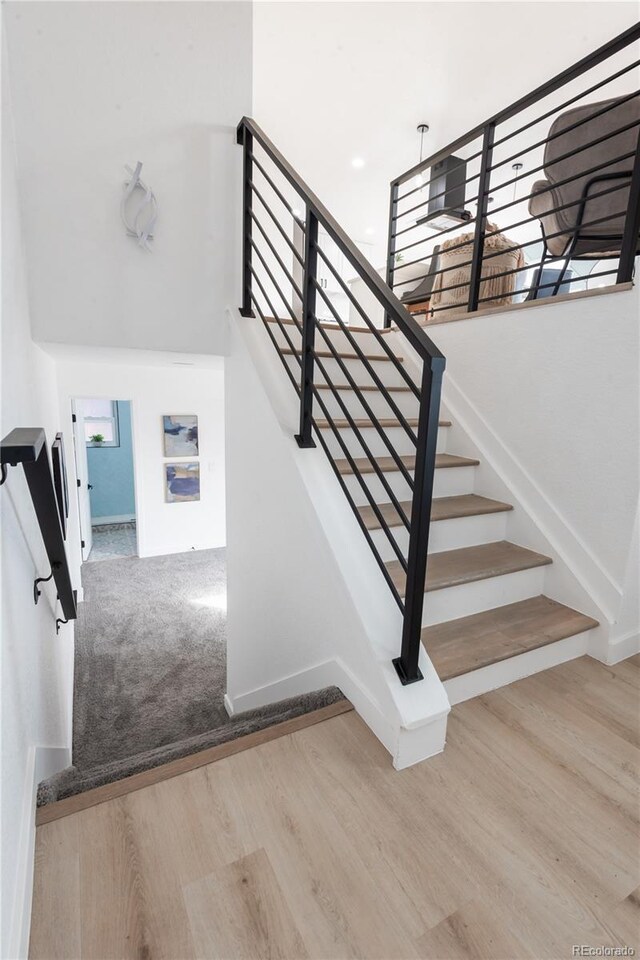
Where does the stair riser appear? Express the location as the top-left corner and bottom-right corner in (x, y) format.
(369, 511), (509, 562)
(421, 566), (547, 627)
(285, 355), (416, 391)
(269, 322), (392, 358)
(443, 631), (592, 705)
(320, 425), (447, 459)
(341, 464), (476, 506)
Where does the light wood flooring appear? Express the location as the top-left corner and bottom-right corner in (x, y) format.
(30, 655), (640, 959)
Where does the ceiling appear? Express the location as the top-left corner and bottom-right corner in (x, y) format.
(253, 1), (640, 268)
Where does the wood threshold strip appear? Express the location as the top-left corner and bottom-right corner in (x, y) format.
(35, 700), (354, 826)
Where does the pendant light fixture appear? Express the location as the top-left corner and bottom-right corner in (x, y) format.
(414, 123), (430, 190)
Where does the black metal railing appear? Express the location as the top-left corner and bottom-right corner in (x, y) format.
(386, 24), (640, 324)
(1, 428), (77, 626)
(237, 117), (445, 684)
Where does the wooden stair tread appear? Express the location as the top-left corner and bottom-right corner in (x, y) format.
(422, 595), (599, 680)
(266, 316), (392, 335)
(283, 348), (403, 362)
(335, 453), (478, 476)
(315, 418), (451, 429)
(386, 540), (552, 594)
(358, 494), (513, 529)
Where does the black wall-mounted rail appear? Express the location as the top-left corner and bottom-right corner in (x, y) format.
(386, 24), (640, 322)
(237, 117), (445, 684)
(1, 428), (77, 623)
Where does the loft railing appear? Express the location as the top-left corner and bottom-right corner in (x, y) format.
(237, 117), (445, 684)
(1, 428), (77, 628)
(386, 24), (640, 324)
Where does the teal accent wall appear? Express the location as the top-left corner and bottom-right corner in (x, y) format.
(87, 400), (136, 520)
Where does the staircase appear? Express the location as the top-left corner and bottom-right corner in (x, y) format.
(235, 117), (601, 756)
(268, 315), (599, 697)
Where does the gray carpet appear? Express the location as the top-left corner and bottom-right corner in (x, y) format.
(38, 549), (344, 804)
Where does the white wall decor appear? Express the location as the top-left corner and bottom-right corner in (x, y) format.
(121, 162), (157, 251)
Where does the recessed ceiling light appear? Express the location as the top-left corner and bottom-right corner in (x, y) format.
(351, 157), (365, 169)
(173, 360), (194, 366)
(292, 207), (303, 219)
(365, 227), (374, 236)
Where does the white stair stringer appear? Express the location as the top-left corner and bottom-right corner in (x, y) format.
(225, 307), (450, 771)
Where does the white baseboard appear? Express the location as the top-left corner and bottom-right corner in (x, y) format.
(224, 657), (450, 773)
(225, 661), (337, 716)
(7, 745), (71, 960)
(444, 632), (591, 705)
(604, 630), (640, 665)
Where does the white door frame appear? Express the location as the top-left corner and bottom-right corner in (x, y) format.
(70, 397), (139, 560)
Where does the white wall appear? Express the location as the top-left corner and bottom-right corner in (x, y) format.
(254, 2), (639, 267)
(47, 346), (226, 568)
(3, 1), (251, 354)
(1, 46), (77, 958)
(421, 286), (639, 639)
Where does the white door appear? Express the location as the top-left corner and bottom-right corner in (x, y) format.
(71, 400), (93, 561)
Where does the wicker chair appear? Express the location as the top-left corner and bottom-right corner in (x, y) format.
(429, 225), (524, 319)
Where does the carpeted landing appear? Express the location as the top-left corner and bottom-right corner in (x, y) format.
(37, 549), (344, 805)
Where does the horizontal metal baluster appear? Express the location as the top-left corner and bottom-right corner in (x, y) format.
(492, 89), (640, 173)
(395, 179), (480, 224)
(395, 149), (484, 202)
(393, 201), (493, 256)
(492, 58), (640, 149)
(313, 248), (421, 401)
(251, 183), (305, 266)
(250, 294), (302, 395)
(392, 24), (640, 189)
(490, 119), (640, 200)
(312, 281), (420, 443)
(313, 321), (417, 493)
(238, 117), (444, 364)
(309, 390), (410, 567)
(310, 412), (406, 611)
(251, 213), (304, 302)
(311, 351), (414, 533)
(318, 249), (420, 398)
(250, 152), (306, 230)
(477, 268), (618, 304)
(422, 207), (628, 303)
(253, 281), (411, 563)
(250, 271), (302, 351)
(250, 242), (298, 322)
(397, 165), (635, 282)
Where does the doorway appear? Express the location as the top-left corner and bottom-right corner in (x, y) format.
(71, 398), (138, 562)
